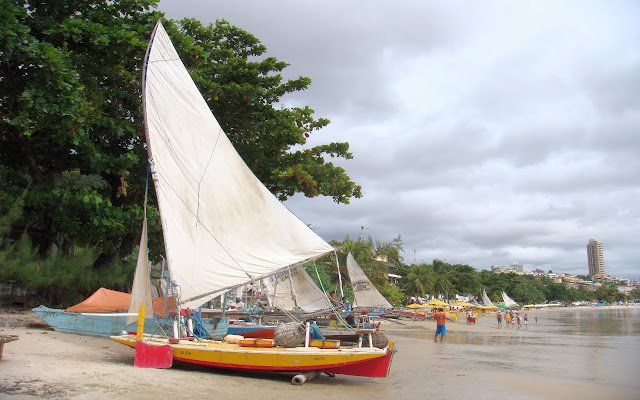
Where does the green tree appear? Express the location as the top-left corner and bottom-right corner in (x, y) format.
(1, 0), (161, 263)
(449, 264), (481, 296)
(401, 264), (434, 298)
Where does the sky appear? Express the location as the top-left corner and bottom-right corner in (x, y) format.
(159, 1), (640, 279)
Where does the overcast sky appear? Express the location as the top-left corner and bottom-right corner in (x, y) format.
(160, 1), (640, 279)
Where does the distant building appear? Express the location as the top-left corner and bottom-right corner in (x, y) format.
(387, 273), (401, 285)
(587, 239), (605, 277)
(510, 263), (523, 272)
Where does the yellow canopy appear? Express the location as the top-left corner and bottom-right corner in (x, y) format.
(406, 303), (434, 309)
(427, 299), (448, 307)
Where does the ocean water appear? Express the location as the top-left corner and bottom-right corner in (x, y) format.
(374, 307), (640, 400)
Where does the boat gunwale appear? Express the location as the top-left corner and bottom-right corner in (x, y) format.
(110, 334), (391, 355)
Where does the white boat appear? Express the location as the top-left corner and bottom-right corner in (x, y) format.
(346, 253), (391, 309)
(501, 291), (519, 308)
(111, 21), (395, 381)
(481, 289), (496, 307)
(267, 267), (332, 312)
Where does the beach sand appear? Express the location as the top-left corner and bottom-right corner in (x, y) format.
(1, 307), (638, 399)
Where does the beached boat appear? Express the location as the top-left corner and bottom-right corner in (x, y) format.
(32, 288), (176, 336)
(481, 289), (496, 308)
(501, 291), (519, 308)
(110, 21), (395, 381)
(346, 252), (392, 310)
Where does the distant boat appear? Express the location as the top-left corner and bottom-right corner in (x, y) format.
(268, 267), (333, 312)
(481, 289), (496, 307)
(501, 292), (519, 308)
(346, 253), (392, 310)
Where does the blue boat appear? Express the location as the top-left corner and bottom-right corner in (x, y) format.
(32, 305), (174, 336)
(32, 305), (230, 338)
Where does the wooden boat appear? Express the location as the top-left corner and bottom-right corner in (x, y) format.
(110, 21), (395, 381)
(112, 333), (394, 377)
(346, 253), (392, 310)
(32, 288), (177, 336)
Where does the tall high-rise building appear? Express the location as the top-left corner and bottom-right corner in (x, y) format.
(587, 239), (605, 277)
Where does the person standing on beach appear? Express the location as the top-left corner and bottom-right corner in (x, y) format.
(523, 314), (529, 329)
(431, 307), (453, 342)
(504, 311), (511, 328)
(496, 311), (503, 327)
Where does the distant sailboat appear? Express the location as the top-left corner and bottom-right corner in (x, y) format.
(501, 291), (519, 308)
(346, 253), (391, 309)
(481, 289), (495, 307)
(268, 267), (332, 312)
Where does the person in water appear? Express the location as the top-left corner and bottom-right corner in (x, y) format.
(431, 307), (454, 342)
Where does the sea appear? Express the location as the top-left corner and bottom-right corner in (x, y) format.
(372, 306), (640, 400)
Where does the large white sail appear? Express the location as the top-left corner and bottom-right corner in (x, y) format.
(143, 23), (334, 308)
(267, 268), (332, 312)
(502, 291), (519, 307)
(481, 289), (495, 307)
(346, 253), (391, 309)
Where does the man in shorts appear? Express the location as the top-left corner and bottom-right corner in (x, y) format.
(431, 307), (454, 342)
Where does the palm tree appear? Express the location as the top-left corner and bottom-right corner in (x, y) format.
(431, 259), (454, 298)
(402, 264), (434, 298)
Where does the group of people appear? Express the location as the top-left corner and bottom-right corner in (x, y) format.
(429, 307), (537, 343)
(496, 310), (529, 329)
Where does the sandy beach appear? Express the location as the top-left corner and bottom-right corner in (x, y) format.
(1, 307), (639, 400)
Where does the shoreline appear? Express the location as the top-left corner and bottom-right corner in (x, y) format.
(1, 306), (638, 399)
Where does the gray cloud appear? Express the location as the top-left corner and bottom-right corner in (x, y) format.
(161, 0), (640, 278)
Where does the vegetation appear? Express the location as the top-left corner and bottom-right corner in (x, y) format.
(309, 238), (636, 307)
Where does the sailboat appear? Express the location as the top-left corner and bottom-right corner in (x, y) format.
(222, 267), (334, 339)
(346, 253), (392, 310)
(481, 289), (496, 307)
(501, 291), (519, 308)
(32, 287), (175, 336)
(110, 21), (394, 380)
(268, 267), (333, 312)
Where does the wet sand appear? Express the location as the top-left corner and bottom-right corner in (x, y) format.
(1, 307), (638, 399)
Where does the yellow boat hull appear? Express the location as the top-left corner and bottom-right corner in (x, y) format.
(111, 334), (394, 378)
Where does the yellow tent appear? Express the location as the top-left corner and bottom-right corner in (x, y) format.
(427, 299), (448, 307)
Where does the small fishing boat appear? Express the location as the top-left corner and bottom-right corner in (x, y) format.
(32, 288), (176, 336)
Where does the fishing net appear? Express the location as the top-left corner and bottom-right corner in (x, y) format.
(363, 332), (389, 349)
(274, 322), (306, 348)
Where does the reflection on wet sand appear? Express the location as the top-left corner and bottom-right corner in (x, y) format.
(383, 306), (639, 400)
